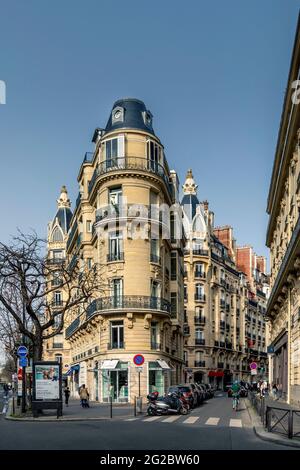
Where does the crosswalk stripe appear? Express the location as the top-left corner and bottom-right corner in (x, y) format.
(183, 416), (199, 424)
(125, 418), (139, 421)
(143, 416), (161, 422)
(229, 419), (242, 428)
(162, 416), (181, 423)
(205, 417), (220, 426)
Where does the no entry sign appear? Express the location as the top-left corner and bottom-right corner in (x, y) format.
(133, 354), (145, 366)
(250, 362), (257, 370)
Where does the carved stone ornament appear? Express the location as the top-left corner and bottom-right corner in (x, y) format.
(144, 313), (152, 329)
(126, 312), (133, 329)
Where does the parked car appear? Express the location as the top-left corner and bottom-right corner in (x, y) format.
(190, 383), (203, 405)
(168, 384), (197, 408)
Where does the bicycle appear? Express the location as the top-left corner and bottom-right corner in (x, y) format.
(232, 394), (239, 411)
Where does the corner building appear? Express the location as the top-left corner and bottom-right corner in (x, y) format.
(46, 98), (184, 402)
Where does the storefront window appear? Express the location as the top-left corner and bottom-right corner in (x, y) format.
(102, 361), (128, 403)
(148, 361), (164, 396)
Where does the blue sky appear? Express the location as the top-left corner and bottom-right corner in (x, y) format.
(0, 0), (299, 263)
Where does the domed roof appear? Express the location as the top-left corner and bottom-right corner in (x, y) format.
(52, 186), (73, 234)
(105, 98), (156, 136)
(181, 169), (200, 222)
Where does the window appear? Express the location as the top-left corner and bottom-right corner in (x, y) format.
(170, 292), (177, 318)
(195, 306), (203, 319)
(195, 263), (204, 278)
(111, 279), (123, 307)
(87, 258), (93, 269)
(184, 284), (188, 301)
(86, 220), (92, 233)
(54, 291), (62, 306)
(195, 284), (204, 300)
(150, 238), (160, 263)
(52, 250), (63, 260)
(52, 271), (61, 286)
(171, 252), (177, 280)
(51, 226), (63, 243)
(147, 140), (161, 171)
(105, 136), (124, 168)
(151, 322), (159, 348)
(109, 231), (123, 261)
(55, 354), (62, 363)
(110, 321), (124, 349)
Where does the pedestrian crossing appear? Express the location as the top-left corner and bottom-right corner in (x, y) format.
(124, 415), (243, 428)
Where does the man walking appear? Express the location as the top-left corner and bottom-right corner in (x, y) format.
(64, 386), (70, 407)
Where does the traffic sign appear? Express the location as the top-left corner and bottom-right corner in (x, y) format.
(17, 345), (28, 357)
(251, 369), (258, 375)
(133, 354), (145, 366)
(19, 357), (28, 367)
(17, 368), (23, 380)
(250, 362), (257, 370)
(136, 367), (143, 373)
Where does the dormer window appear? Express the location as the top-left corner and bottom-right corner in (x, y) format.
(112, 106), (124, 124)
(143, 110), (153, 128)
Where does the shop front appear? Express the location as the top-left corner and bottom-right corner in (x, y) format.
(208, 370), (224, 389)
(100, 360), (129, 403)
(148, 360), (172, 396)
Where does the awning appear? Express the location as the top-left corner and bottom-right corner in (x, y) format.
(157, 360), (171, 370)
(208, 371), (224, 377)
(65, 364), (80, 375)
(100, 360), (119, 370)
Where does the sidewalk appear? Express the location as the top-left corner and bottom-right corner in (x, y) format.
(246, 395), (300, 448)
(5, 398), (138, 422)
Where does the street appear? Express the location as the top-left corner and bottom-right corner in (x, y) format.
(0, 393), (294, 450)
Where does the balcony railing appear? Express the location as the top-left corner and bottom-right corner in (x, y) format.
(107, 342), (125, 350)
(194, 361), (205, 367)
(65, 316), (80, 339)
(219, 341), (225, 348)
(195, 338), (205, 345)
(88, 157), (173, 198)
(86, 296), (171, 320)
(150, 253), (161, 264)
(194, 316), (206, 325)
(107, 252), (124, 262)
(51, 300), (64, 308)
(192, 249), (209, 256)
(46, 257), (65, 265)
(52, 343), (63, 349)
(220, 300), (226, 308)
(194, 294), (206, 302)
(194, 271), (206, 279)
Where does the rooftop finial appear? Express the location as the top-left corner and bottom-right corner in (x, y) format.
(182, 169), (198, 195)
(57, 185), (71, 209)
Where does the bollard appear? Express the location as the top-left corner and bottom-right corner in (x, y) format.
(136, 397), (143, 414)
(134, 396), (137, 417)
(110, 396), (113, 419)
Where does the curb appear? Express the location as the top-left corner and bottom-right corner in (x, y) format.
(245, 398), (300, 449)
(5, 415), (134, 422)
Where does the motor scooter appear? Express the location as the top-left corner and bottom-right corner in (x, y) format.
(147, 391), (189, 416)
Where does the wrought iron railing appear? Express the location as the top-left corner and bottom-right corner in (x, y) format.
(88, 157), (173, 198)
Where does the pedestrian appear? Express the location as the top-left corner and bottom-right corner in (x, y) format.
(79, 384), (90, 408)
(3, 383), (8, 398)
(64, 386), (70, 406)
(272, 383), (278, 400)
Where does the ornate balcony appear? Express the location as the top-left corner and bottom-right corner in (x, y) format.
(88, 157), (173, 198)
(195, 338), (205, 345)
(107, 252), (124, 262)
(194, 361), (206, 367)
(194, 316), (206, 325)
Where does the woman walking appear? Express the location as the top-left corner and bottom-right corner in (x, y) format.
(79, 384), (90, 408)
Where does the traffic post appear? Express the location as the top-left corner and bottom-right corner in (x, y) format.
(133, 354), (144, 414)
(17, 345), (28, 414)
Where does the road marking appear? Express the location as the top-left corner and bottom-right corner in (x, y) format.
(143, 416), (161, 422)
(125, 418), (139, 421)
(183, 416), (199, 424)
(216, 394), (223, 397)
(205, 417), (220, 426)
(162, 415), (181, 423)
(229, 419), (242, 428)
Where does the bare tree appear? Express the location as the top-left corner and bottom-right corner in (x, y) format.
(0, 232), (105, 361)
(0, 305), (20, 368)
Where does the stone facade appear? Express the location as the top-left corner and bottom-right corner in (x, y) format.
(266, 18), (300, 406)
(181, 172), (269, 389)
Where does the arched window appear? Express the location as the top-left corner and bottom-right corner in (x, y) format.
(51, 226), (63, 242)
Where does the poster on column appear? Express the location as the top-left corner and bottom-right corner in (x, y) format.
(33, 362), (61, 400)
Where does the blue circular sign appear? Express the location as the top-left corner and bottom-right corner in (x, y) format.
(17, 345), (28, 356)
(133, 354), (144, 366)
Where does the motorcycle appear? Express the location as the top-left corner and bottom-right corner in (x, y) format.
(147, 391), (189, 416)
